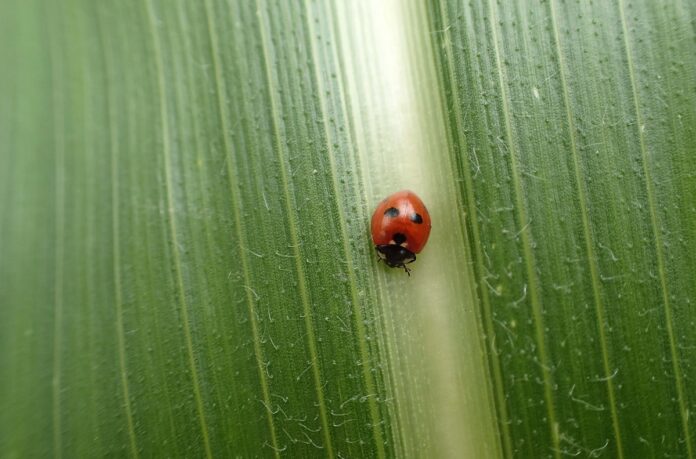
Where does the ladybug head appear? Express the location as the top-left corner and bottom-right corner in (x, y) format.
(376, 244), (416, 275)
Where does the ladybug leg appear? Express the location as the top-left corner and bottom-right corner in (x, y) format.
(403, 253), (415, 275)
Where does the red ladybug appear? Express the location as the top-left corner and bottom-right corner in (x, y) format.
(371, 190), (432, 275)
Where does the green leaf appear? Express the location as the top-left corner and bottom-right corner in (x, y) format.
(429, 0), (696, 456)
(1, 0), (694, 458)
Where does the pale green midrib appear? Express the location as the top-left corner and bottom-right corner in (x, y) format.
(338, 6), (407, 455)
(328, 3), (407, 456)
(202, 0), (281, 455)
(486, 0), (560, 456)
(547, 2), (625, 457)
(50, 14), (65, 456)
(404, 2), (505, 456)
(433, 2), (513, 456)
(255, 1), (334, 457)
(144, 3), (213, 458)
(302, 3), (387, 458)
(99, 8), (140, 455)
(617, 2), (693, 456)
(361, 2), (424, 453)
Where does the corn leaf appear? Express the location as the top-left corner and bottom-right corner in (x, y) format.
(1, 0), (694, 458)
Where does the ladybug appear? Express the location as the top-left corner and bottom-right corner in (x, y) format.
(371, 190), (432, 275)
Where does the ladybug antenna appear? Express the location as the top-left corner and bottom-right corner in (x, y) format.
(403, 265), (411, 276)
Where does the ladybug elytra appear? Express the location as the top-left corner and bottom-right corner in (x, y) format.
(370, 190), (432, 275)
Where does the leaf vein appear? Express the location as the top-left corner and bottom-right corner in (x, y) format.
(99, 3), (140, 454)
(302, 2), (387, 457)
(145, 3), (213, 457)
(255, 1), (334, 456)
(202, 0), (281, 455)
(433, 1), (512, 456)
(50, 17), (65, 457)
(486, 0), (560, 456)
(617, 2), (693, 456)
(547, 2), (624, 456)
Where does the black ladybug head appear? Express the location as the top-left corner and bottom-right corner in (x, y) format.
(376, 244), (416, 274)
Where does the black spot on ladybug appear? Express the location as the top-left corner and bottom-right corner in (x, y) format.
(393, 233), (407, 244)
(384, 207), (399, 218)
(410, 213), (423, 224)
